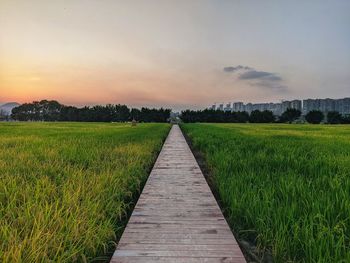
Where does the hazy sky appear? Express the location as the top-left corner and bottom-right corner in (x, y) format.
(1, 0), (349, 110)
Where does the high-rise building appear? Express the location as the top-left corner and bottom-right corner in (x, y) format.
(334, 99), (341, 113)
(319, 98), (335, 113)
(290, 100), (302, 111)
(232, 102), (244, 112)
(218, 103), (224, 111)
(303, 99), (320, 114)
(336, 98), (350, 115)
(224, 103), (232, 112)
(281, 101), (291, 113)
(209, 98), (350, 115)
(344, 98), (350, 115)
(270, 103), (283, 115)
(245, 103), (253, 113)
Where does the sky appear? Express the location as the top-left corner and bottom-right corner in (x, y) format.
(0, 0), (349, 110)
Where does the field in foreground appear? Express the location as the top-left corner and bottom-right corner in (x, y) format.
(0, 122), (170, 262)
(181, 123), (350, 263)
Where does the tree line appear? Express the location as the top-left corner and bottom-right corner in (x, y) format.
(11, 100), (171, 122)
(181, 108), (350, 124)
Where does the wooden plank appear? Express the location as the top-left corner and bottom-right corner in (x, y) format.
(117, 243), (241, 251)
(110, 125), (246, 262)
(118, 238), (240, 246)
(111, 257), (246, 263)
(113, 250), (244, 257)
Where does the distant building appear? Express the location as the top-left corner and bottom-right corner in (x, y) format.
(224, 103), (232, 112)
(245, 103), (253, 113)
(232, 102), (244, 112)
(335, 98), (350, 115)
(319, 98), (334, 113)
(302, 98), (350, 115)
(302, 99), (320, 114)
(209, 104), (216, 110)
(290, 100), (302, 111)
(281, 101), (291, 113)
(210, 97), (350, 116)
(270, 103), (283, 116)
(218, 103), (224, 111)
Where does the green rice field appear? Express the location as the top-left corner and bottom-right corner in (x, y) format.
(181, 123), (350, 263)
(0, 122), (170, 262)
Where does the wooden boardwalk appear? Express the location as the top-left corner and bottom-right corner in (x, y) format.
(111, 125), (246, 263)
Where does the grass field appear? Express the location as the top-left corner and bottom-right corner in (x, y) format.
(0, 122), (170, 262)
(181, 123), (350, 263)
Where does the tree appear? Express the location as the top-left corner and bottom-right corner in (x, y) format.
(11, 100), (170, 122)
(341, 114), (350, 124)
(41, 100), (62, 121)
(11, 100), (62, 121)
(114, 104), (130, 122)
(280, 108), (301, 123)
(236, 111), (250, 123)
(11, 103), (37, 121)
(249, 110), (274, 123)
(305, 110), (324, 124)
(60, 106), (79, 121)
(140, 107), (171, 122)
(180, 109), (255, 123)
(131, 108), (141, 121)
(327, 111), (342, 124)
(249, 110), (261, 123)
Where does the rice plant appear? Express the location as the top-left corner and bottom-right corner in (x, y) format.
(0, 122), (170, 262)
(181, 123), (350, 263)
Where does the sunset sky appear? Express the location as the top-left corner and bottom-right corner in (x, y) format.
(1, 0), (349, 110)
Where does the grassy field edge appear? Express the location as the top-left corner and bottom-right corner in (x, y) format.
(180, 123), (350, 263)
(0, 123), (171, 262)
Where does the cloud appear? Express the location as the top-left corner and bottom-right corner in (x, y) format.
(238, 70), (282, 81)
(223, 65), (286, 90)
(223, 65), (252, 73)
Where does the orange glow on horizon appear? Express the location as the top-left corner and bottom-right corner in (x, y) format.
(2, 1), (349, 110)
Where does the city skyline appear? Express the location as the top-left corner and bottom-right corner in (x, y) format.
(210, 97), (350, 116)
(1, 1), (350, 111)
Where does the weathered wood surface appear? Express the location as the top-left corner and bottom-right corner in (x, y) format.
(111, 125), (246, 263)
